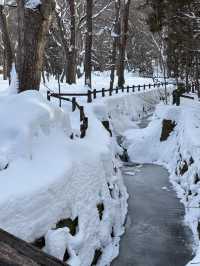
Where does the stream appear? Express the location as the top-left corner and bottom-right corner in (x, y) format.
(112, 117), (193, 266)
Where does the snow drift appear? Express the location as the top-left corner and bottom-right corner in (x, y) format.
(0, 90), (128, 266)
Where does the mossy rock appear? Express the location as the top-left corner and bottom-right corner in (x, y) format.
(189, 157), (194, 165)
(63, 248), (70, 262)
(107, 183), (113, 198)
(194, 173), (200, 184)
(32, 236), (45, 249)
(179, 160), (188, 176)
(97, 203), (104, 221)
(91, 249), (102, 265)
(56, 217), (78, 236)
(119, 148), (129, 162)
(160, 119), (176, 142)
(101, 120), (112, 137)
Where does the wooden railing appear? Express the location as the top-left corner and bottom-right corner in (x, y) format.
(48, 82), (169, 104)
(47, 82), (170, 138)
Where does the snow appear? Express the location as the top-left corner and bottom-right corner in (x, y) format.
(123, 99), (200, 265)
(0, 72), (174, 265)
(0, 83), (128, 265)
(25, 0), (41, 9)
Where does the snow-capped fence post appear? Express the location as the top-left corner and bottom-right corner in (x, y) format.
(47, 91), (51, 101)
(127, 86), (129, 92)
(87, 90), (92, 103)
(132, 85), (135, 92)
(72, 97), (76, 112)
(93, 89), (97, 99)
(143, 84), (146, 91)
(102, 88), (105, 97)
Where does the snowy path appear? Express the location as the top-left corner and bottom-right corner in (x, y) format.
(112, 164), (193, 266)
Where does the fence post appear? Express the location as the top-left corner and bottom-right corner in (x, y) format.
(80, 123), (86, 138)
(122, 86), (124, 93)
(116, 87), (118, 94)
(127, 86), (129, 93)
(72, 97), (76, 112)
(84, 117), (88, 130)
(87, 90), (92, 103)
(138, 85), (140, 91)
(132, 85), (135, 92)
(102, 88), (105, 97)
(192, 84), (195, 93)
(143, 84), (146, 91)
(80, 106), (84, 121)
(154, 83), (156, 88)
(47, 91), (51, 101)
(149, 84), (151, 89)
(109, 88), (112, 96)
(93, 89), (97, 99)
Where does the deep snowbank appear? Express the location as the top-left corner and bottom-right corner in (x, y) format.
(124, 101), (200, 265)
(0, 91), (128, 266)
(0, 78), (173, 265)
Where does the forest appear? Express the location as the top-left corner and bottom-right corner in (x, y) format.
(0, 1), (200, 266)
(0, 0), (199, 92)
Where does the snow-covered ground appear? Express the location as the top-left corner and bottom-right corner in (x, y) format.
(39, 71), (157, 94)
(123, 98), (200, 265)
(0, 72), (174, 265)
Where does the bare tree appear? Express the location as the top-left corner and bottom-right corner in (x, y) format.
(84, 0), (93, 88)
(0, 5), (13, 81)
(118, 0), (131, 87)
(110, 0), (120, 90)
(67, 0), (76, 84)
(17, 0), (55, 92)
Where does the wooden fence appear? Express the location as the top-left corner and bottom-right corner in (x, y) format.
(47, 82), (169, 138)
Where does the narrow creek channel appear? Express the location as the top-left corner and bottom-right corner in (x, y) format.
(112, 117), (193, 266)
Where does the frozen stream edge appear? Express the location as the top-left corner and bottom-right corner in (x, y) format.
(112, 116), (193, 266)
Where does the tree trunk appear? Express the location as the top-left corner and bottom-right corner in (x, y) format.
(67, 0), (76, 84)
(55, 11), (69, 84)
(0, 5), (13, 81)
(110, 0), (120, 90)
(118, 0), (131, 88)
(84, 0), (93, 88)
(17, 0), (55, 92)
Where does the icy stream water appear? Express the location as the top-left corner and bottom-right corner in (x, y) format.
(112, 116), (193, 266)
(112, 164), (193, 266)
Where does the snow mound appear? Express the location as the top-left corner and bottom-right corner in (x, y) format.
(0, 90), (71, 168)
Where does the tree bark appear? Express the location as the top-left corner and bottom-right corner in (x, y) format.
(110, 0), (120, 90)
(55, 10), (69, 84)
(67, 0), (76, 84)
(118, 0), (131, 88)
(84, 0), (93, 88)
(0, 5), (14, 81)
(17, 0), (55, 92)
